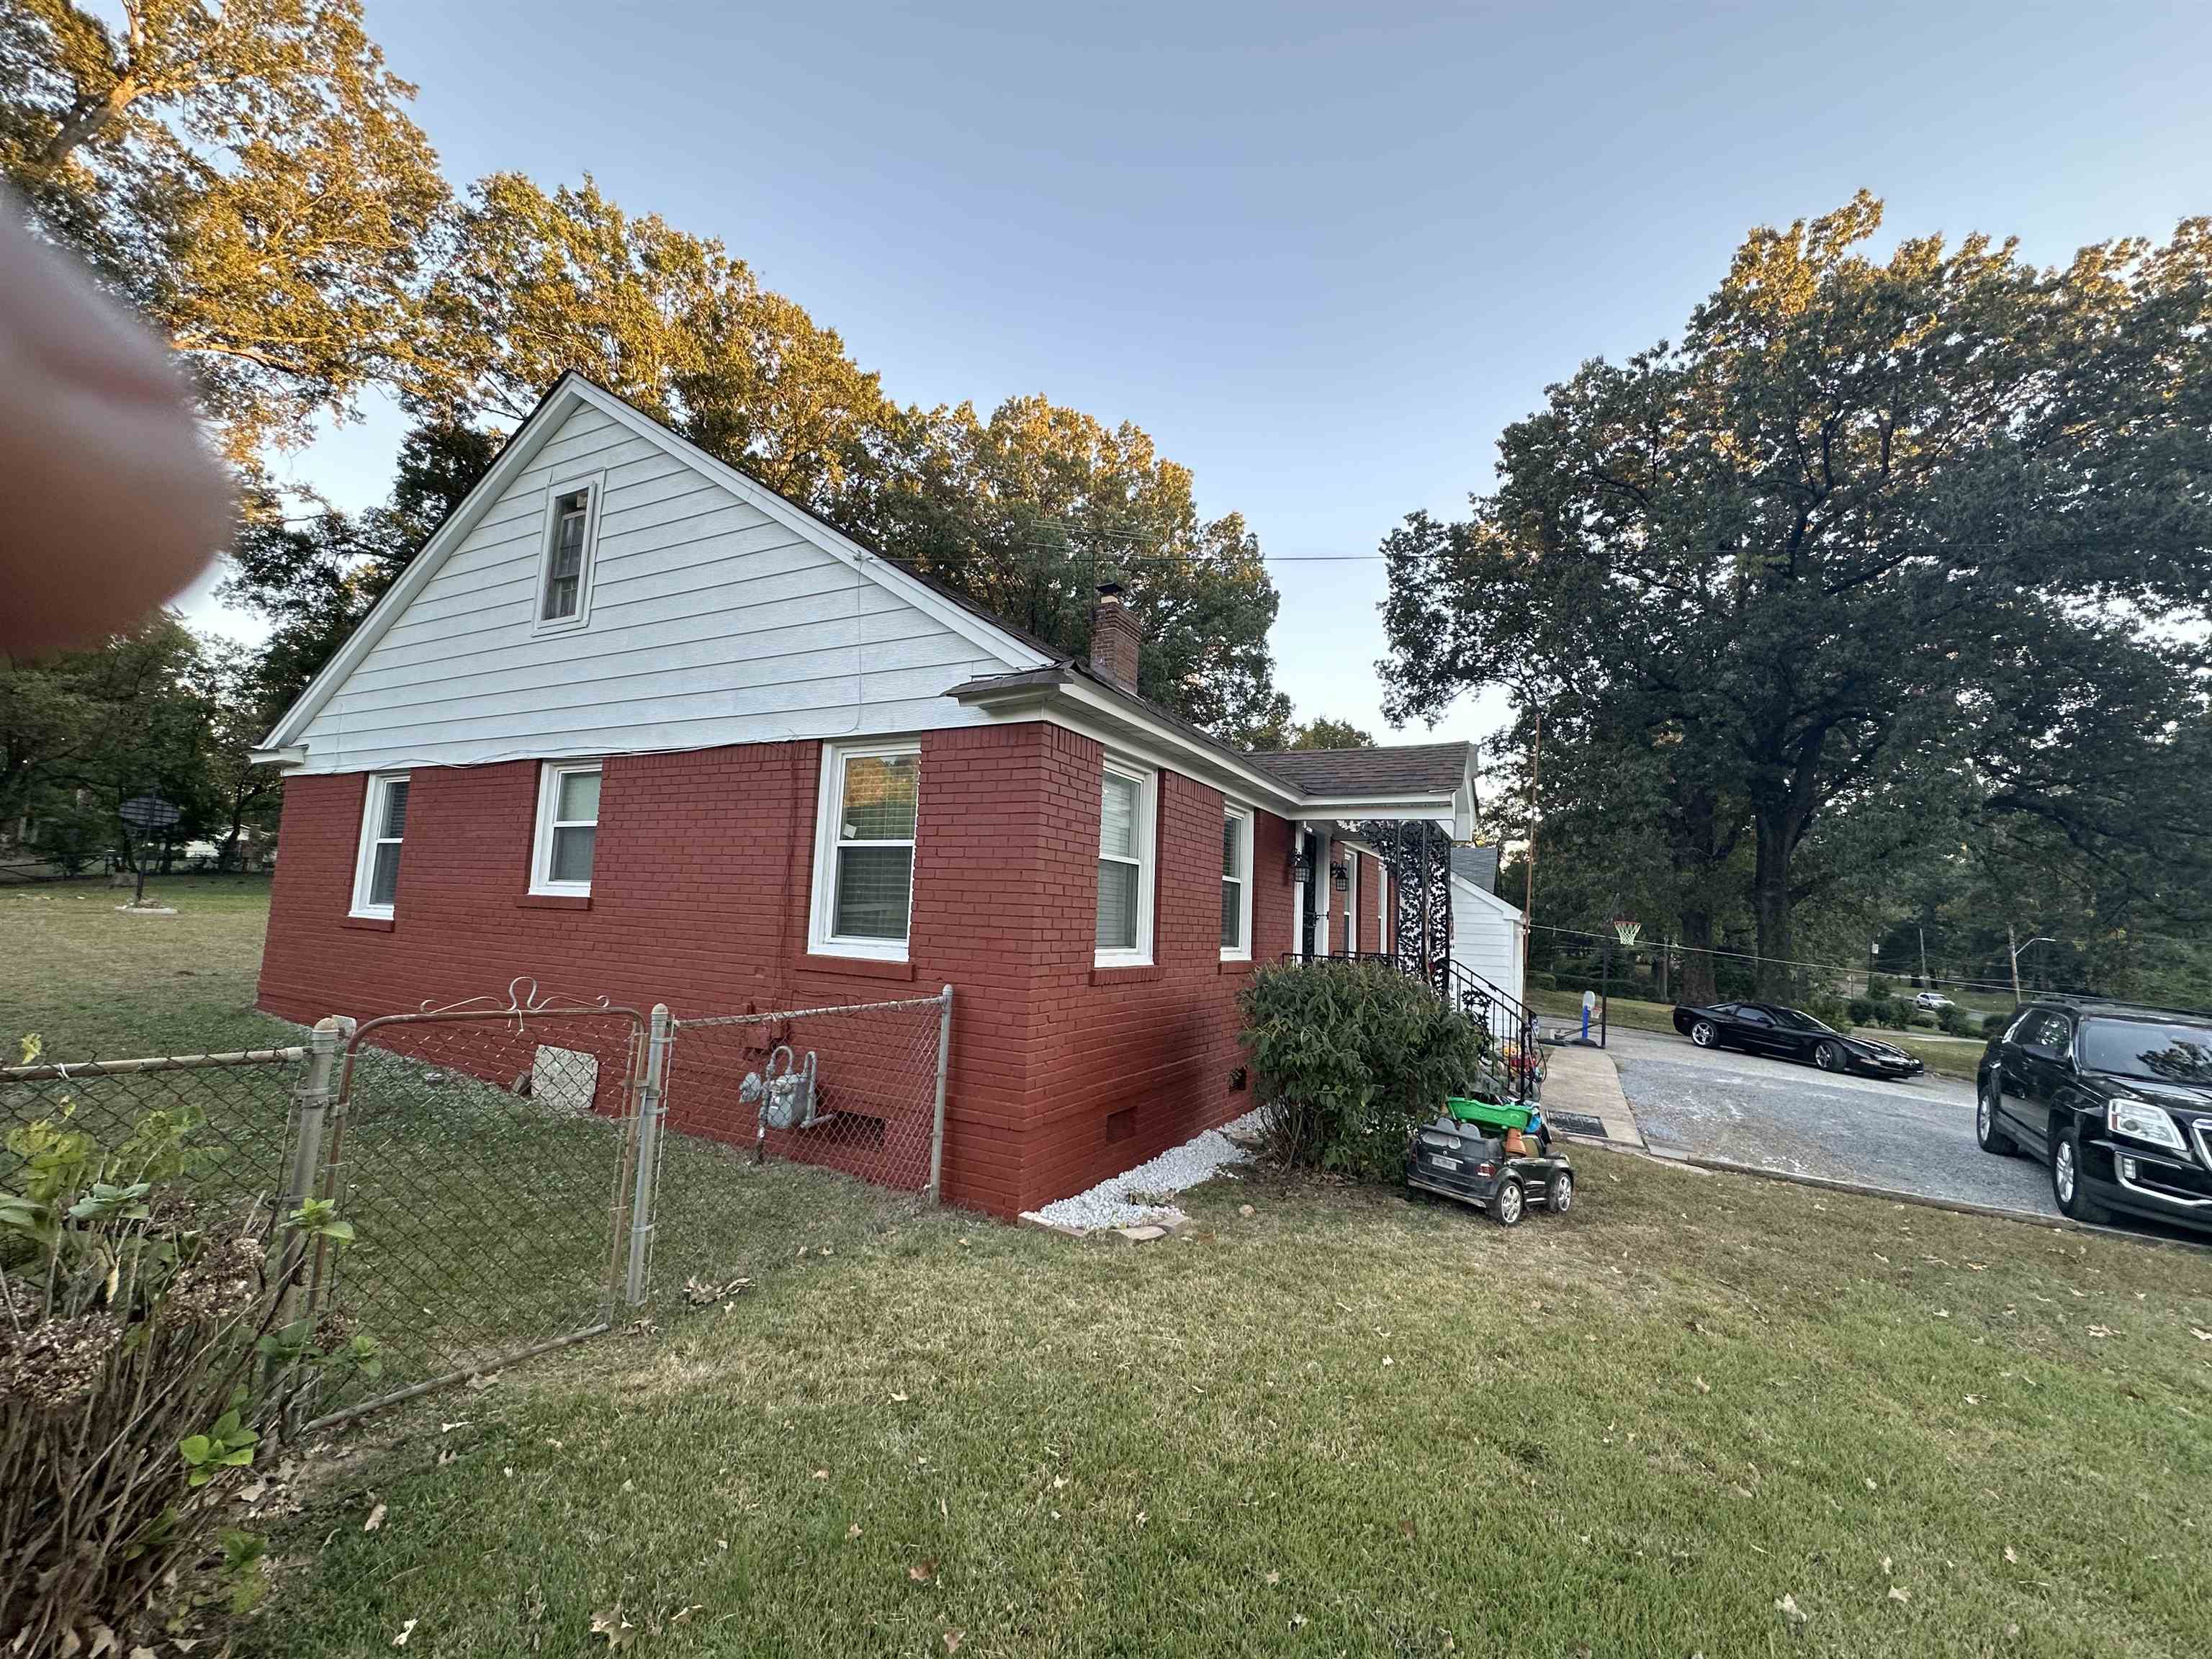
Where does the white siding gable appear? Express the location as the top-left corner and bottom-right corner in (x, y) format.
(282, 388), (1046, 775)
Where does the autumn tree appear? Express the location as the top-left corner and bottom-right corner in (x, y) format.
(1, 0), (449, 461)
(858, 397), (1293, 745)
(1382, 197), (2212, 996)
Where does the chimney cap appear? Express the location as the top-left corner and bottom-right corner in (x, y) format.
(1095, 580), (1125, 602)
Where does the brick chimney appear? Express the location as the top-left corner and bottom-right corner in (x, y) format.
(1087, 582), (1142, 693)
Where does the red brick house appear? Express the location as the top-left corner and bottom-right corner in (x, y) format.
(252, 374), (1475, 1217)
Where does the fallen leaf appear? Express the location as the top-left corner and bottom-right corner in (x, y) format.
(1693, 1376), (1711, 1394)
(1052, 1475), (1069, 1490)
(1865, 1478), (1878, 1491)
(440, 1421), (469, 1434)
(2191, 1328), (2211, 1342)
(89, 1627), (117, 1659)
(589, 1606), (633, 1648)
(1776, 1593), (1807, 1623)
(847, 1523), (863, 1540)
(2087, 1325), (2113, 1338)
(466, 1372), (500, 1391)
(2004, 1546), (2018, 1565)
(364, 1501), (387, 1532)
(891, 1392), (909, 1403)
(1382, 1356), (1394, 1368)
(130, 1649), (158, 1659)
(942, 1632), (964, 1653)
(812, 1469), (830, 1480)
(909, 1560), (937, 1583)
(1238, 1204), (1254, 1217)
(392, 1619), (418, 1647)
(1264, 1570), (1281, 1586)
(438, 1448), (457, 1467)
(1881, 1555), (1892, 1575)
(1290, 1612), (1308, 1629)
(1888, 1585), (1910, 1604)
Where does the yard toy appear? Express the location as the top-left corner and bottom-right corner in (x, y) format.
(1406, 1096), (1574, 1226)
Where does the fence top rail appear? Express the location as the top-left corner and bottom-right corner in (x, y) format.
(1, 1046), (308, 1082)
(675, 989), (950, 1029)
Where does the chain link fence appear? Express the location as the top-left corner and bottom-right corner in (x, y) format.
(1, 1043), (307, 1249)
(4, 984), (951, 1429)
(647, 989), (953, 1294)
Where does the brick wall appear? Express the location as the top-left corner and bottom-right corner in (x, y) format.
(257, 723), (1287, 1218)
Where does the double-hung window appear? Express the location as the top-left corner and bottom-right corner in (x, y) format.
(1095, 760), (1156, 966)
(1220, 805), (1253, 960)
(809, 740), (920, 960)
(349, 773), (409, 918)
(535, 473), (603, 633)
(531, 760), (602, 896)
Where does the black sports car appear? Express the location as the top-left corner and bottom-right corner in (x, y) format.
(1670, 1001), (1925, 1079)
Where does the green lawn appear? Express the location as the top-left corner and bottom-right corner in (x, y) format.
(12, 881), (2212, 1657)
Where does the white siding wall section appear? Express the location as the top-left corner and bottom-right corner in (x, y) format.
(292, 403), (1016, 775)
(1450, 876), (1526, 1009)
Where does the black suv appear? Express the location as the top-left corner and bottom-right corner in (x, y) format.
(1976, 997), (2212, 1234)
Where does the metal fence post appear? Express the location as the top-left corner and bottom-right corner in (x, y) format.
(624, 1004), (673, 1305)
(927, 984), (953, 1204)
(266, 1015), (345, 1408)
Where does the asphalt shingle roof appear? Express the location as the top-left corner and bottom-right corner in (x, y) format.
(1241, 742), (1471, 799)
(1449, 843), (1501, 893)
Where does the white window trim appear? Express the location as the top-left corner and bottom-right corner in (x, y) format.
(807, 737), (922, 962)
(1094, 757), (1158, 968)
(530, 759), (603, 896)
(531, 469), (606, 637)
(1220, 804), (1254, 962)
(349, 771), (409, 920)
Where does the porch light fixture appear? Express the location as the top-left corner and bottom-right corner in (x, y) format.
(1287, 846), (1313, 882)
(1330, 860), (1351, 894)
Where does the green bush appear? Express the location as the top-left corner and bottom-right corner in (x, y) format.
(1982, 1012), (2013, 1039)
(1938, 1005), (1977, 1038)
(1846, 997), (1876, 1028)
(1802, 990), (1853, 1032)
(1238, 960), (1495, 1182)
(1526, 971), (1556, 992)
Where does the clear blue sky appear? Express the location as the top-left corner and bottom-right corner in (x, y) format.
(186, 0), (2212, 755)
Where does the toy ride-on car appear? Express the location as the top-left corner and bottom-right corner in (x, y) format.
(1405, 1094), (1575, 1226)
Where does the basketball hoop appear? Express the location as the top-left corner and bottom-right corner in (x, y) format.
(1611, 915), (1642, 948)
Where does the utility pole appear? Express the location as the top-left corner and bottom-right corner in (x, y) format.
(2008, 925), (2055, 1002)
(1917, 925), (1930, 989)
(1520, 704), (1542, 986)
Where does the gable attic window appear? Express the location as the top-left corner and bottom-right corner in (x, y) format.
(1094, 759), (1156, 966)
(531, 760), (601, 896)
(349, 773), (408, 919)
(534, 472), (604, 633)
(1220, 805), (1253, 961)
(809, 740), (920, 961)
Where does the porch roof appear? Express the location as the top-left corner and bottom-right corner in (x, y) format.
(945, 665), (1475, 836)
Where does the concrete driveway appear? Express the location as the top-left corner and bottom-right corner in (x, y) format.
(1606, 1026), (2060, 1218)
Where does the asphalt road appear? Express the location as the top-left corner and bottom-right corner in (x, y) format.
(1607, 1026), (2062, 1218)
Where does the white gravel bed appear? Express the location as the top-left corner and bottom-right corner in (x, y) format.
(1022, 1106), (1269, 1232)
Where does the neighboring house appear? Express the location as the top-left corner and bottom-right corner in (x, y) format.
(1449, 844), (1527, 1019)
(251, 373), (1474, 1218)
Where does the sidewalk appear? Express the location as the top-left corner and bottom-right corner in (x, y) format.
(1540, 1041), (1644, 1147)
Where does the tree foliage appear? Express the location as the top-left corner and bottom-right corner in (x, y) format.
(1383, 197), (2212, 997)
(1, 0), (449, 461)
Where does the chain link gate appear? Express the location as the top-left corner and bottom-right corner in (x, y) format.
(287, 984), (652, 1426)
